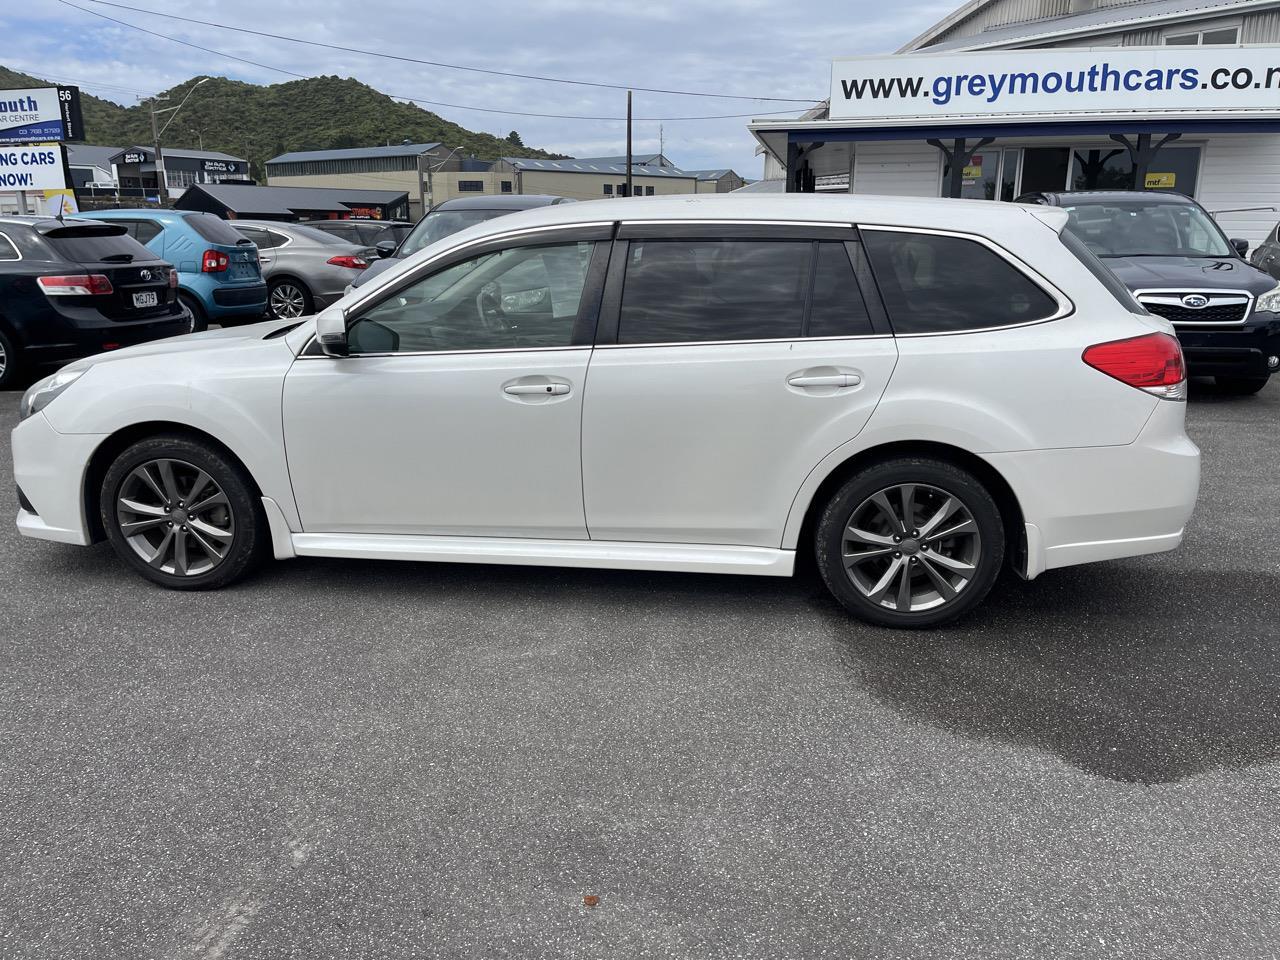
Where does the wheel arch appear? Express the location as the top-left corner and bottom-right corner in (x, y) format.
(82, 421), (264, 542)
(788, 439), (1027, 575)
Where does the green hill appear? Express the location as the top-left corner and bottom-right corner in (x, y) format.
(0, 67), (560, 176)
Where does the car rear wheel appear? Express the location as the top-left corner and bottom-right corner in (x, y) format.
(1215, 375), (1269, 396)
(268, 279), (313, 319)
(0, 326), (19, 389)
(100, 435), (266, 590)
(815, 458), (1005, 629)
(177, 291), (208, 333)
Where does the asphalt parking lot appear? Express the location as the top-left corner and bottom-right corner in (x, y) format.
(1, 379), (1278, 960)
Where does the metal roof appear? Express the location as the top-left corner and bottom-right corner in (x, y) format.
(65, 144), (121, 169)
(918, 0), (1280, 50)
(684, 169), (740, 180)
(266, 142), (443, 164)
(176, 183), (409, 216)
(732, 178), (785, 193)
(500, 156), (697, 178)
(579, 153), (672, 167)
(109, 145), (246, 163)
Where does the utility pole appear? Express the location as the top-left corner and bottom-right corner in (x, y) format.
(625, 90), (633, 199)
(149, 96), (168, 205)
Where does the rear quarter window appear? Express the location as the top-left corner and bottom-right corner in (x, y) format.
(863, 230), (1060, 335)
(185, 212), (252, 245)
(1058, 228), (1147, 316)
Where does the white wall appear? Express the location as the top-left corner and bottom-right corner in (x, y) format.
(1197, 134), (1280, 247)
(852, 141), (941, 197)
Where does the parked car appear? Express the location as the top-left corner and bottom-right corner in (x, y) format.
(81, 209), (267, 329)
(301, 219), (414, 248)
(0, 215), (192, 388)
(1018, 190), (1280, 395)
(348, 195), (573, 291)
(14, 195), (1200, 628)
(1250, 220), (1280, 281)
(231, 220), (372, 319)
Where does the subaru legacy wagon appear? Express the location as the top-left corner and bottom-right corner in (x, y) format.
(13, 195), (1200, 628)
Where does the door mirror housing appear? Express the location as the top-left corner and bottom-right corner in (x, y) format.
(1231, 237), (1250, 257)
(375, 239), (398, 259)
(315, 306), (349, 357)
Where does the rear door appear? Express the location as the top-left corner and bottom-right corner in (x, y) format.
(580, 223), (898, 547)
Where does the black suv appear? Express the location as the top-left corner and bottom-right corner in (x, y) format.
(0, 216), (193, 389)
(1018, 190), (1280, 395)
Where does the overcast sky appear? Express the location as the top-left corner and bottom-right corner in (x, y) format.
(6, 0), (956, 174)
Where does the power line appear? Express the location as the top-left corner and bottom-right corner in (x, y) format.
(54, 1), (811, 121)
(70, 0), (820, 104)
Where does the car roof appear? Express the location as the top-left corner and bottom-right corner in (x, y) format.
(84, 208), (198, 221)
(1027, 190), (1199, 207)
(430, 194), (571, 212)
(0, 214), (128, 234)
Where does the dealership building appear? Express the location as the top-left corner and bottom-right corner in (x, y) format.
(751, 0), (1280, 244)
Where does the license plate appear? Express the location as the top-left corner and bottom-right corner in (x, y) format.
(132, 291), (158, 308)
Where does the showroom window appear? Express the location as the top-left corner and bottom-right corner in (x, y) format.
(863, 231), (1059, 335)
(348, 241), (595, 354)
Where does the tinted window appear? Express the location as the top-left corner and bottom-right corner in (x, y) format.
(863, 231), (1058, 334)
(44, 227), (154, 264)
(235, 226), (272, 248)
(1058, 229), (1146, 316)
(348, 241), (594, 354)
(133, 219), (163, 244)
(808, 242), (874, 337)
(618, 240), (810, 344)
(185, 212), (251, 245)
(0, 232), (18, 261)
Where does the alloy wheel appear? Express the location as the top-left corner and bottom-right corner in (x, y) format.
(115, 458), (235, 577)
(841, 483), (982, 613)
(0, 338), (7, 379)
(269, 283), (307, 319)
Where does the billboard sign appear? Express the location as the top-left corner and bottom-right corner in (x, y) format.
(830, 48), (1280, 122)
(0, 86), (84, 144)
(0, 144), (69, 192)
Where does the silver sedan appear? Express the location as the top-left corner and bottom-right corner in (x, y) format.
(231, 221), (375, 319)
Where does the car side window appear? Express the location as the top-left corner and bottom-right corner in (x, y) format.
(347, 241), (595, 354)
(133, 220), (163, 245)
(618, 239), (810, 344)
(863, 230), (1059, 335)
(237, 226), (270, 248)
(808, 242), (875, 337)
(0, 232), (19, 261)
(262, 230), (289, 248)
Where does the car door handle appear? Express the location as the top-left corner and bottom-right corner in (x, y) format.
(259, 256), (273, 264)
(787, 373), (861, 388)
(504, 382), (570, 396)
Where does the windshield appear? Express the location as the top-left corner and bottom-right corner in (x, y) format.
(399, 209), (509, 257)
(1063, 201), (1233, 258)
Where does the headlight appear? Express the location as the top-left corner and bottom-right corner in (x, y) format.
(18, 368), (85, 421)
(1257, 283), (1280, 315)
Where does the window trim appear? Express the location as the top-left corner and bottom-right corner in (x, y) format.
(858, 224), (1074, 337)
(0, 231), (23, 261)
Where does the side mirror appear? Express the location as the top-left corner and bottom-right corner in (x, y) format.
(375, 239), (397, 259)
(1231, 238), (1250, 257)
(315, 306), (348, 357)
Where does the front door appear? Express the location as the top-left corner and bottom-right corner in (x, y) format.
(283, 234), (607, 538)
(581, 229), (898, 547)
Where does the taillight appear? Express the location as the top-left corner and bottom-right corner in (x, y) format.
(168, 269), (179, 289)
(37, 274), (114, 296)
(326, 255), (369, 270)
(201, 249), (229, 273)
(1083, 332), (1186, 400)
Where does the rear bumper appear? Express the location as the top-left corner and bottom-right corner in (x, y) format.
(22, 307), (195, 369)
(208, 282), (268, 316)
(985, 399), (1200, 578)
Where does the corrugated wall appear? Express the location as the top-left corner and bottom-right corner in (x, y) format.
(934, 0), (1071, 43)
(1242, 8), (1280, 42)
(852, 141), (941, 197)
(1120, 27), (1163, 44)
(1196, 135), (1280, 245)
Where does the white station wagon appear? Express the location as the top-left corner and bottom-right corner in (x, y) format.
(13, 195), (1200, 627)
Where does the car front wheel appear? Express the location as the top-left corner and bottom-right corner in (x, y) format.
(815, 458), (1005, 628)
(100, 435), (266, 590)
(0, 326), (19, 389)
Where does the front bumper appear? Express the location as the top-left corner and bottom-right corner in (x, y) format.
(12, 412), (105, 546)
(1175, 312), (1280, 379)
(984, 398), (1200, 577)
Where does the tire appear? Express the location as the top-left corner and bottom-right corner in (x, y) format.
(815, 457), (1005, 629)
(267, 278), (313, 320)
(0, 325), (20, 390)
(100, 434), (267, 590)
(1215, 375), (1269, 396)
(177, 291), (208, 333)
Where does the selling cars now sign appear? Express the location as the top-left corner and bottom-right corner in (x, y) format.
(0, 86), (84, 144)
(0, 145), (68, 191)
(830, 47), (1280, 121)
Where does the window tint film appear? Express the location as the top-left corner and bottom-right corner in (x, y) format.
(44, 226), (154, 264)
(618, 240), (809, 344)
(133, 220), (163, 244)
(863, 231), (1058, 334)
(186, 212), (252, 245)
(348, 241), (594, 354)
(808, 242), (874, 337)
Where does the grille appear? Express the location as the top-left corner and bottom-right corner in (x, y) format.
(1140, 300), (1249, 325)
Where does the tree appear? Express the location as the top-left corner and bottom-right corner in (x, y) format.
(505, 131), (524, 148)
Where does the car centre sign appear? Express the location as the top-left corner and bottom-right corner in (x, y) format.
(0, 87), (84, 144)
(0, 145), (68, 191)
(830, 47), (1280, 121)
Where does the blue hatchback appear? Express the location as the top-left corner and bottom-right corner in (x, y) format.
(82, 210), (267, 328)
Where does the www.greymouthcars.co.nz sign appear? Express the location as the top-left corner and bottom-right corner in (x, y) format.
(0, 87), (84, 145)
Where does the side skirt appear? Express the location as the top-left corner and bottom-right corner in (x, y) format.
(289, 533), (795, 577)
